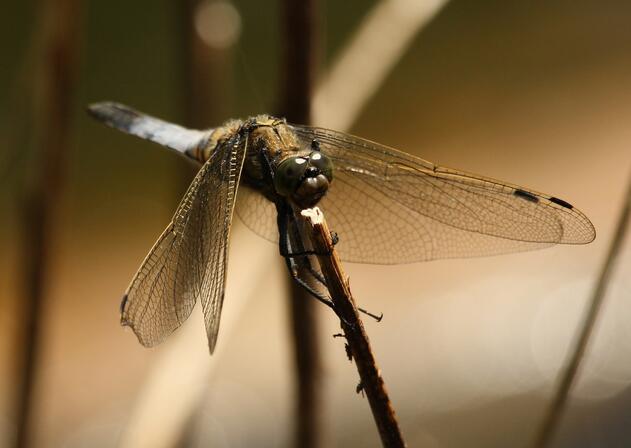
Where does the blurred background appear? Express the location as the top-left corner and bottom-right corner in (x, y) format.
(2, 0), (631, 447)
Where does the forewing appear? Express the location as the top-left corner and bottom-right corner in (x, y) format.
(288, 125), (595, 264)
(121, 134), (247, 352)
(198, 135), (248, 352)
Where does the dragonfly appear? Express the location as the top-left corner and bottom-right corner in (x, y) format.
(88, 102), (595, 353)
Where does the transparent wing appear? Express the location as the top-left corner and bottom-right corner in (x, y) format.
(235, 185), (279, 242)
(121, 134), (246, 352)
(275, 125), (594, 264)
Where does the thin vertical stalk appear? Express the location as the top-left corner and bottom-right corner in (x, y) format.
(286, 278), (322, 448)
(15, 0), (82, 447)
(176, 0), (233, 129)
(278, 0), (317, 123)
(532, 174), (631, 448)
(277, 1), (323, 447)
(175, 0), (235, 192)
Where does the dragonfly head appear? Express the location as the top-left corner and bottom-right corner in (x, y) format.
(274, 151), (334, 209)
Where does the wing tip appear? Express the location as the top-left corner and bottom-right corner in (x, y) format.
(560, 204), (597, 245)
(121, 323), (163, 349)
(119, 293), (159, 348)
(576, 221), (597, 245)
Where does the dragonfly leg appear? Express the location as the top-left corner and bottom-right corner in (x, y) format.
(278, 201), (335, 310)
(288, 237), (383, 322)
(280, 244), (328, 286)
(288, 261), (335, 310)
(357, 307), (383, 322)
(276, 204), (340, 258)
(286, 248), (328, 286)
(286, 247), (360, 329)
(279, 207), (335, 285)
(290, 248), (383, 322)
(278, 232), (339, 258)
(277, 201), (360, 328)
(291, 234), (381, 322)
(306, 263), (326, 285)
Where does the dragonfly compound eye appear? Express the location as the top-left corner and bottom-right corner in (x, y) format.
(309, 151), (333, 182)
(274, 156), (308, 197)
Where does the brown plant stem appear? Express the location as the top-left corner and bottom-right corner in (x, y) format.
(532, 174), (631, 448)
(176, 0), (233, 129)
(15, 0), (82, 447)
(278, 0), (318, 124)
(300, 208), (406, 448)
(277, 0), (323, 447)
(286, 279), (323, 448)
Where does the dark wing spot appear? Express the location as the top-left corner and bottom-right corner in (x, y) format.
(549, 196), (574, 209)
(514, 189), (539, 203)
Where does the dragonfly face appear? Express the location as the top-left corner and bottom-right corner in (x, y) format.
(87, 102), (596, 353)
(273, 150), (334, 209)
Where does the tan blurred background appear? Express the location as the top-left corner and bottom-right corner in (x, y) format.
(2, 0), (631, 447)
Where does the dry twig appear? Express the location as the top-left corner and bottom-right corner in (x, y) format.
(300, 208), (405, 448)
